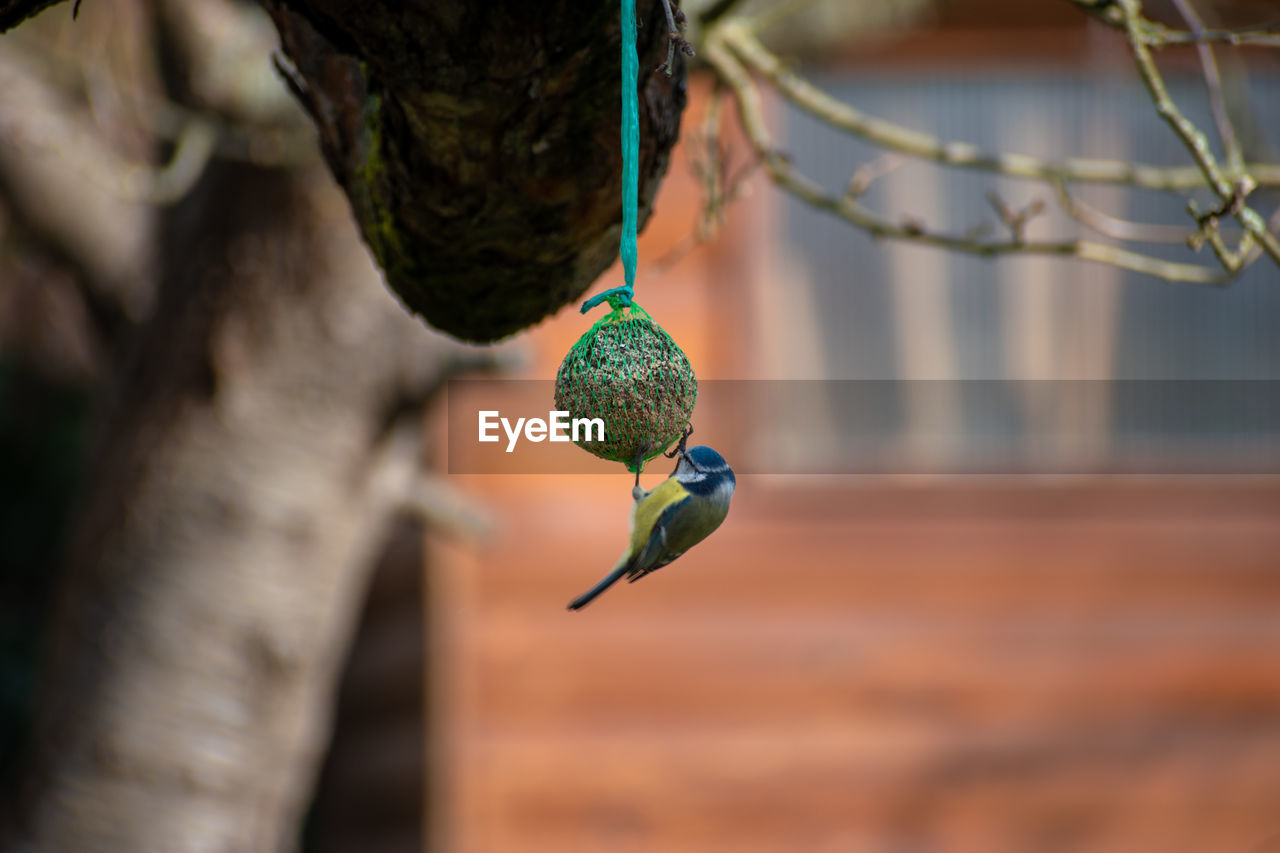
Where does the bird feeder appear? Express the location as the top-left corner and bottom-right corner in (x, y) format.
(554, 302), (696, 471)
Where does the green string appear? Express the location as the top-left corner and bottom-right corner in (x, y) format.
(620, 0), (639, 292)
(581, 0), (639, 315)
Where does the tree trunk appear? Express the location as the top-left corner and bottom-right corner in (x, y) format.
(0, 2), (687, 848)
(6, 157), (460, 853)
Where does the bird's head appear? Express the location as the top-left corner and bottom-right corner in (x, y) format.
(675, 445), (736, 496)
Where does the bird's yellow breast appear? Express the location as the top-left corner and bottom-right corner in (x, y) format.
(629, 476), (689, 552)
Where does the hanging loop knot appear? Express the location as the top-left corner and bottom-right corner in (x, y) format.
(580, 284), (635, 314)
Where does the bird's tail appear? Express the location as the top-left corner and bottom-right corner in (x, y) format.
(567, 561), (631, 611)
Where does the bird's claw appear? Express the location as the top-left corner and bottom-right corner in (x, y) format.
(664, 424), (694, 459)
(631, 442), (653, 487)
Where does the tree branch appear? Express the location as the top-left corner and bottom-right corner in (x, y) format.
(703, 28), (1227, 284)
(718, 20), (1280, 191)
(1051, 178), (1196, 244)
(1066, 0), (1280, 48)
(1170, 0), (1243, 173)
(0, 47), (155, 323)
(1116, 0), (1280, 266)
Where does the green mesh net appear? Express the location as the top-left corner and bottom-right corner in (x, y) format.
(554, 302), (697, 471)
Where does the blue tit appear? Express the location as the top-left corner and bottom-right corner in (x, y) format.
(567, 445), (736, 610)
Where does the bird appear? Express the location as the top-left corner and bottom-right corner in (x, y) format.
(567, 439), (735, 611)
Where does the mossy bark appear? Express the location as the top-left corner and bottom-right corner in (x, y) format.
(265, 0), (688, 342)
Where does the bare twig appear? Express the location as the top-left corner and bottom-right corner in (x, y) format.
(703, 27), (1228, 284)
(986, 192), (1046, 245)
(652, 86), (757, 272)
(1170, 0), (1243, 173)
(1051, 178), (1195, 244)
(1116, 0), (1280, 265)
(1067, 0), (1280, 48)
(694, 3), (1279, 283)
(1185, 180), (1264, 272)
(690, 87), (758, 239)
(846, 153), (905, 198)
(1189, 177), (1254, 228)
(657, 0), (694, 77)
(719, 20), (1280, 191)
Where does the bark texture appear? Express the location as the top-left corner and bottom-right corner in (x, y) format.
(7, 158), (464, 853)
(265, 0), (687, 341)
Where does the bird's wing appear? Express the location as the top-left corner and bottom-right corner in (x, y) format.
(626, 495), (694, 582)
